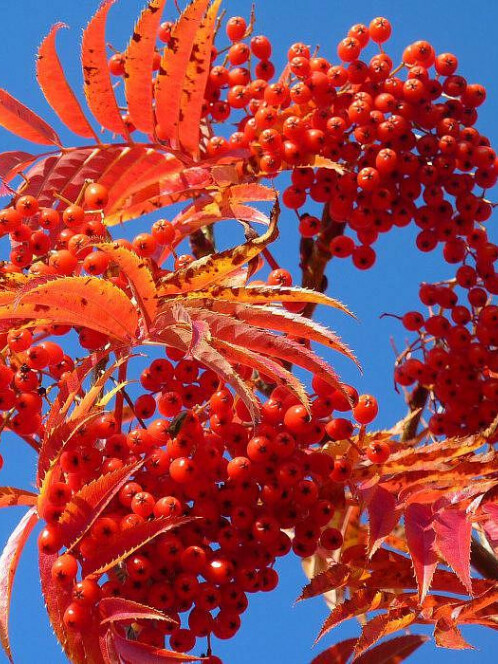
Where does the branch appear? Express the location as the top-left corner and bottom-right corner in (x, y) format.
(300, 205), (345, 319)
(470, 537), (498, 580)
(190, 225), (215, 259)
(400, 385), (429, 442)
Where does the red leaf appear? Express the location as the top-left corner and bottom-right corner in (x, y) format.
(82, 516), (193, 576)
(353, 609), (416, 659)
(189, 311), (346, 395)
(59, 460), (144, 549)
(99, 597), (177, 626)
(296, 564), (350, 602)
(0, 151), (37, 185)
(178, 0), (222, 156)
(40, 552), (104, 664)
(187, 300), (357, 365)
(404, 502), (438, 602)
(363, 484), (399, 556)
(311, 638), (356, 664)
(354, 634), (429, 663)
(214, 337), (309, 409)
(37, 23), (96, 139)
(0, 89), (60, 146)
(154, 0), (210, 146)
(111, 630), (206, 662)
(81, 0), (128, 136)
(434, 508), (472, 595)
(124, 0), (168, 135)
(0, 508), (39, 662)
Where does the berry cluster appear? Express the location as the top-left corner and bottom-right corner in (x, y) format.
(135, 14), (497, 273)
(37, 350), (379, 658)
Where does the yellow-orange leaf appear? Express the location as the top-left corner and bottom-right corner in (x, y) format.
(37, 23), (96, 139)
(0, 488), (37, 509)
(178, 0), (222, 156)
(124, 0), (168, 135)
(157, 202), (279, 295)
(163, 284), (355, 317)
(0, 89), (60, 146)
(81, 0), (128, 137)
(154, 0), (210, 145)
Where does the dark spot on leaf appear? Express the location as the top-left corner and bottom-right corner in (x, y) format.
(132, 32), (141, 42)
(81, 298), (88, 306)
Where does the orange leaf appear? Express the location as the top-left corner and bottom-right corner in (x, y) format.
(434, 619), (474, 650)
(362, 484), (399, 556)
(154, 0), (210, 145)
(0, 89), (60, 145)
(178, 0), (222, 156)
(0, 508), (39, 662)
(36, 23), (96, 139)
(353, 609), (416, 659)
(185, 310), (346, 395)
(124, 0), (168, 135)
(104, 163), (213, 226)
(0, 151), (37, 185)
(81, 0), (128, 136)
(317, 590), (385, 643)
(354, 634), (429, 663)
(296, 564), (351, 602)
(82, 516), (193, 576)
(3, 276), (138, 342)
(170, 284), (354, 316)
(96, 243), (157, 330)
(0, 487), (37, 509)
(59, 460), (144, 550)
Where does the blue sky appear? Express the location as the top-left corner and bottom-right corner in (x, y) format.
(0, 0), (497, 662)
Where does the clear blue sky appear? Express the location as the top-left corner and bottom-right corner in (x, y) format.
(0, 1), (497, 662)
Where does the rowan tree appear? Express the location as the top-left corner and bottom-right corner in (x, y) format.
(0, 1), (496, 663)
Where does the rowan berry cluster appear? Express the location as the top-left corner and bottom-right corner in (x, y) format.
(36, 348), (378, 657)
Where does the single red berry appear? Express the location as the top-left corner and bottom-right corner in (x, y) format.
(353, 394), (379, 424)
(366, 440), (391, 464)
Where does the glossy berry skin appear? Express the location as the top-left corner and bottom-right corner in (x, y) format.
(366, 441), (391, 464)
(352, 394), (379, 424)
